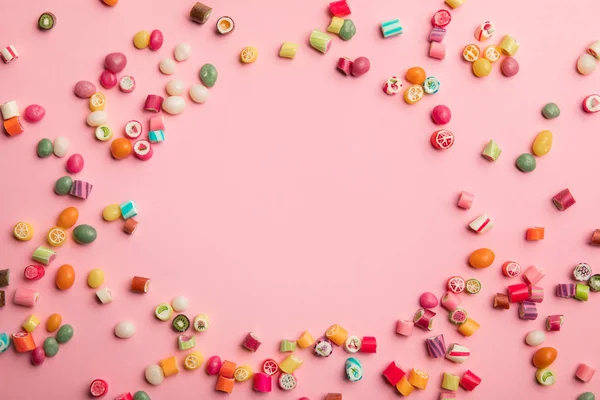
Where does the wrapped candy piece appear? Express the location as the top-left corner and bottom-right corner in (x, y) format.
(552, 189), (576, 211)
(523, 266), (545, 285)
(457, 191), (474, 210)
(446, 343), (470, 363)
(460, 370), (482, 391)
(429, 27), (446, 42)
(545, 315), (563, 331)
(442, 373), (460, 391)
(360, 336), (377, 353)
(575, 284), (590, 301)
(242, 332), (262, 352)
(458, 318), (479, 336)
(414, 308), (436, 330)
(396, 320), (414, 336)
(382, 361), (405, 386)
(573, 263), (592, 281)
(576, 363), (596, 382)
(309, 30), (332, 54)
(519, 301), (538, 320)
(325, 324), (348, 346)
(469, 214), (493, 233)
(493, 293), (510, 309)
(426, 334), (446, 358)
(528, 286), (544, 303)
(396, 376), (415, 396)
(508, 283), (529, 302)
(329, 0), (351, 17)
(441, 291), (462, 311)
(408, 368), (429, 390)
(556, 283), (575, 298)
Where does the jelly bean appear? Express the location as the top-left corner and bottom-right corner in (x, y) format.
(419, 292), (438, 308)
(100, 70), (117, 89)
(46, 313), (62, 332)
(102, 0), (118, 5)
(55, 176), (73, 195)
(406, 67), (426, 84)
(577, 54), (596, 75)
(206, 356), (223, 375)
(174, 43), (191, 61)
(189, 84), (210, 103)
(87, 111), (108, 127)
(104, 52), (127, 73)
(73, 224), (97, 244)
(115, 321), (136, 338)
(525, 330), (546, 346)
(472, 58), (492, 77)
(501, 57), (519, 77)
(56, 264), (75, 290)
(149, 30), (164, 51)
(74, 80), (96, 98)
(56, 324), (74, 343)
(532, 347), (557, 369)
(31, 346), (46, 365)
(199, 64), (218, 88)
(103, 204), (122, 221)
(339, 19), (356, 41)
(57, 207), (79, 229)
(66, 153), (84, 174)
(37, 138), (53, 158)
(542, 103), (560, 119)
(351, 57), (370, 77)
(145, 365), (164, 385)
(431, 105), (451, 125)
(133, 31), (150, 49)
(111, 138), (133, 159)
(172, 296), (189, 312)
(133, 391), (151, 400)
(516, 153), (536, 172)
(43, 337), (59, 357)
(23, 105), (46, 122)
(162, 96), (186, 115)
(166, 79), (185, 96)
(159, 59), (176, 75)
(53, 136), (70, 157)
(578, 393), (595, 400)
(87, 269), (105, 288)
(532, 130), (553, 156)
(468, 248), (495, 268)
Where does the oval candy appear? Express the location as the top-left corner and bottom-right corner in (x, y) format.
(133, 391), (151, 400)
(56, 324), (74, 344)
(24, 105), (46, 122)
(468, 248), (495, 268)
(542, 103), (560, 119)
(57, 207), (79, 229)
(103, 204), (121, 221)
(43, 337), (59, 357)
(46, 313), (62, 332)
(174, 43), (191, 61)
(105, 52), (127, 72)
(532, 130), (553, 157)
(145, 364), (165, 385)
(87, 111), (108, 127)
(162, 96), (186, 115)
(55, 176), (73, 195)
(133, 31), (150, 49)
(532, 347), (557, 369)
(37, 138), (53, 158)
(149, 30), (164, 51)
(73, 224), (97, 244)
(525, 330), (546, 346)
(516, 153), (536, 172)
(31, 347), (46, 365)
(56, 264), (75, 290)
(115, 321), (136, 338)
(66, 154), (84, 174)
(189, 84), (210, 103)
(53, 136), (70, 157)
(199, 64), (218, 88)
(578, 393), (595, 400)
(87, 269), (105, 288)
(74, 80), (97, 98)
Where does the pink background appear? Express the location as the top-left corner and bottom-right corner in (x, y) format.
(1, 0), (600, 398)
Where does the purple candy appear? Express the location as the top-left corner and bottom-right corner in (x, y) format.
(69, 180), (93, 199)
(426, 334), (446, 358)
(23, 104), (46, 122)
(74, 80), (96, 98)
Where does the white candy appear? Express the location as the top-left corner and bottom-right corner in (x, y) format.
(159, 59), (176, 75)
(145, 364), (165, 385)
(166, 79), (186, 96)
(525, 330), (546, 346)
(114, 321), (136, 338)
(171, 296), (189, 312)
(162, 96), (186, 115)
(174, 43), (191, 62)
(577, 53), (597, 75)
(189, 84), (210, 103)
(53, 136), (70, 157)
(96, 287), (113, 304)
(1, 100), (19, 120)
(588, 40), (600, 59)
(86, 111), (108, 127)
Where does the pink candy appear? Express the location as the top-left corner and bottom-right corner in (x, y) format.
(351, 57), (370, 77)
(441, 291), (462, 311)
(253, 372), (272, 392)
(501, 57), (519, 77)
(396, 320), (414, 336)
(576, 363), (596, 382)
(104, 52), (127, 73)
(74, 80), (96, 98)
(431, 105), (451, 125)
(206, 355), (222, 375)
(429, 42), (446, 60)
(66, 153), (84, 174)
(144, 95), (164, 113)
(419, 292), (439, 308)
(523, 266), (545, 286)
(337, 57), (352, 76)
(23, 104), (46, 122)
(242, 332), (262, 352)
(31, 347), (46, 366)
(149, 30), (164, 51)
(457, 191), (474, 210)
(100, 70), (117, 89)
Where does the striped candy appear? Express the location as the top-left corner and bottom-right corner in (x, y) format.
(381, 19), (403, 38)
(519, 301), (538, 320)
(1, 45), (18, 63)
(426, 334), (446, 358)
(429, 27), (446, 42)
(556, 283), (575, 298)
(70, 180), (93, 199)
(446, 343), (470, 363)
(149, 130), (165, 143)
(120, 200), (138, 220)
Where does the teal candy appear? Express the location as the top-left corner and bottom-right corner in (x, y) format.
(55, 176), (73, 195)
(542, 102), (560, 119)
(345, 357), (363, 382)
(578, 393), (595, 400)
(37, 138), (53, 158)
(133, 391), (151, 400)
(0, 332), (11, 353)
(43, 337), (59, 357)
(516, 153), (536, 172)
(56, 324), (74, 344)
(199, 64), (218, 88)
(73, 225), (97, 244)
(339, 20), (356, 41)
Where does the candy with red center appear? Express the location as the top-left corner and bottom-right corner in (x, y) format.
(431, 105), (451, 125)
(446, 343), (470, 363)
(382, 76), (401, 95)
(502, 261), (522, 277)
(414, 308), (436, 330)
(430, 129), (454, 150)
(383, 361), (406, 386)
(447, 276), (465, 294)
(360, 336), (377, 353)
(125, 120), (143, 139)
(432, 10), (451, 27)
(459, 370), (482, 391)
(440, 291), (462, 311)
(133, 140), (153, 161)
(457, 191), (474, 210)
(90, 379), (108, 397)
(262, 358), (278, 375)
(449, 308), (468, 325)
(336, 57), (352, 75)
(419, 292), (438, 308)
(100, 70), (117, 89)
(329, 0), (351, 17)
(583, 94), (600, 113)
(469, 214), (493, 233)
(119, 76), (136, 93)
(507, 283), (529, 302)
(24, 265), (45, 281)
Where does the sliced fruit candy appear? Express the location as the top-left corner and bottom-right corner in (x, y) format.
(431, 129), (455, 150)
(462, 44), (480, 62)
(13, 221), (33, 241)
(449, 308), (468, 325)
(447, 276), (465, 293)
(465, 278), (481, 294)
(262, 359), (279, 376)
(24, 265), (45, 281)
(502, 261), (522, 277)
(90, 379), (108, 397)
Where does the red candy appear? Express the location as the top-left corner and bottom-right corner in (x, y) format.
(329, 0), (351, 17)
(66, 153), (85, 174)
(507, 283), (529, 302)
(23, 104), (46, 122)
(432, 10), (452, 27)
(502, 261), (522, 277)
(114, 393), (133, 400)
(31, 347), (45, 366)
(149, 30), (164, 51)
(100, 70), (117, 89)
(90, 379), (108, 397)
(360, 336), (377, 353)
(431, 129), (455, 150)
(382, 361), (406, 386)
(242, 332), (262, 352)
(104, 52), (127, 73)
(262, 358), (279, 375)
(447, 276), (465, 293)
(459, 370), (482, 391)
(144, 95), (164, 112)
(351, 57), (370, 77)
(337, 57), (352, 76)
(24, 264), (45, 281)
(431, 105), (451, 125)
(552, 188), (576, 211)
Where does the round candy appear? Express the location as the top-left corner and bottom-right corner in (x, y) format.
(111, 138), (133, 159)
(344, 336), (362, 353)
(24, 104), (46, 122)
(483, 45), (501, 62)
(125, 120), (142, 139)
(90, 379), (108, 397)
(469, 248), (495, 268)
(172, 296), (189, 312)
(431, 105), (451, 125)
(206, 356), (223, 375)
(43, 337), (59, 357)
(145, 364), (165, 385)
(430, 129), (454, 150)
(462, 44), (480, 62)
(0, 333), (11, 353)
(382, 76), (401, 95)
(217, 17), (235, 35)
(133, 31), (150, 49)
(162, 96), (186, 115)
(174, 43), (191, 61)
(166, 79), (186, 96)
(589, 274), (600, 292)
(351, 57), (370, 77)
(38, 12), (56, 30)
(56, 264), (75, 290)
(115, 321), (136, 338)
(87, 269), (105, 288)
(404, 85), (424, 104)
(279, 373), (298, 390)
(100, 70), (117, 89)
(104, 52), (127, 73)
(119, 76), (136, 93)
(432, 9), (451, 27)
(149, 30), (164, 51)
(103, 204), (121, 221)
(447, 276), (466, 293)
(90, 92), (106, 111)
(472, 58), (492, 77)
(525, 330), (546, 346)
(55, 176), (73, 195)
(532, 130), (553, 156)
(46, 313), (62, 332)
(542, 103), (560, 119)
(501, 57), (519, 77)
(406, 67), (426, 84)
(102, 0), (118, 5)
(74, 80), (96, 98)
(57, 207), (79, 229)
(172, 314), (190, 332)
(47, 226), (66, 246)
(240, 46), (258, 63)
(583, 94), (600, 113)
(87, 111), (108, 127)
(573, 263), (592, 281)
(422, 76), (440, 94)
(95, 126), (113, 141)
(56, 324), (73, 344)
(73, 224), (97, 244)
(502, 261), (522, 277)
(159, 59), (176, 75)
(22, 265), (42, 281)
(577, 53), (597, 75)
(37, 138), (53, 158)
(578, 393), (595, 400)
(536, 368), (556, 386)
(339, 19), (356, 41)
(449, 308), (468, 324)
(314, 338), (333, 357)
(189, 84), (210, 103)
(134, 140), (153, 161)
(419, 292), (438, 308)
(465, 278), (481, 294)
(31, 347), (46, 366)
(66, 153), (84, 174)
(53, 136), (70, 157)
(199, 64), (218, 88)
(155, 304), (173, 321)
(516, 153), (536, 172)
(133, 391), (151, 400)
(532, 347), (558, 369)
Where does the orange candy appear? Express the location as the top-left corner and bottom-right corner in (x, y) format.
(57, 207), (79, 229)
(111, 138), (132, 159)
(220, 360), (237, 379)
(56, 264), (75, 290)
(405, 67), (426, 85)
(468, 248), (495, 268)
(462, 44), (480, 62)
(4, 117), (24, 136)
(102, 0), (119, 6)
(526, 227), (545, 241)
(532, 347), (557, 369)
(216, 375), (235, 393)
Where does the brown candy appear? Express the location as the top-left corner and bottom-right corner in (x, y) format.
(190, 2), (212, 24)
(123, 218), (139, 234)
(493, 293), (510, 310)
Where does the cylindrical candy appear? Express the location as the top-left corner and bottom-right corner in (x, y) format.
(297, 330), (315, 348)
(14, 288), (40, 307)
(423, 76), (440, 94)
(327, 16), (344, 34)
(446, 343), (470, 363)
(395, 376), (414, 396)
(22, 315), (40, 332)
(426, 334), (446, 358)
(381, 19), (403, 38)
(90, 379), (108, 397)
(159, 356), (179, 377)
(144, 95), (164, 112)
(396, 320), (414, 336)
(556, 283), (576, 298)
(280, 339), (296, 352)
(242, 332), (262, 352)
(3, 117), (23, 136)
(38, 12), (56, 30)
(12, 331), (35, 352)
(414, 308), (436, 330)
(457, 191), (474, 210)
(429, 42), (446, 60)
(573, 263), (592, 281)
(576, 363), (596, 382)
(523, 266), (545, 285)
(474, 21), (495, 41)
(469, 214), (493, 233)
(193, 314), (209, 331)
(149, 130), (165, 143)
(360, 336), (377, 353)
(526, 227), (545, 240)
(329, 0), (351, 17)
(460, 370), (482, 391)
(32, 246), (56, 265)
(1, 100), (19, 120)
(528, 286), (544, 303)
(336, 57), (352, 76)
(279, 355), (303, 373)
(314, 337), (333, 357)
(325, 324), (348, 346)
(96, 287), (113, 304)
(24, 265), (45, 281)
(430, 129), (454, 149)
(429, 27), (446, 42)
(536, 368), (556, 386)
(309, 30), (332, 54)
(589, 274), (600, 292)
(592, 230), (600, 246)
(546, 315), (563, 331)
(253, 372), (272, 392)
(441, 291), (462, 311)
(408, 368), (429, 390)
(502, 261), (522, 277)
(279, 42), (298, 59)
(447, 276), (466, 293)
(583, 94), (600, 113)
(0, 45), (18, 63)
(190, 2), (212, 24)
(493, 293), (510, 309)
(345, 357), (363, 382)
(383, 362), (405, 387)
(0, 333), (11, 353)
(458, 318), (479, 336)
(442, 373), (460, 391)
(519, 301), (538, 320)
(575, 284), (590, 301)
(499, 35), (519, 56)
(432, 10), (451, 27)
(119, 76), (136, 93)
(131, 276), (150, 293)
(133, 140), (153, 161)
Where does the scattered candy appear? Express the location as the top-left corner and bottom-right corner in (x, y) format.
(329, 0), (351, 17)
(279, 43), (298, 59)
(482, 140), (501, 161)
(96, 287), (113, 304)
(38, 12), (57, 30)
(381, 19), (403, 38)
(174, 43), (192, 61)
(526, 227), (545, 241)
(516, 153), (536, 172)
(23, 104), (46, 122)
(105, 52), (127, 73)
(351, 56), (370, 77)
(145, 364), (165, 385)
(115, 321), (136, 338)
(432, 10), (451, 28)
(133, 30), (151, 49)
(577, 53), (597, 75)
(429, 42), (446, 60)
(74, 81), (96, 98)
(475, 21), (495, 41)
(460, 370), (482, 391)
(396, 320), (414, 336)
(501, 57), (520, 77)
(576, 363), (596, 382)
(309, 30), (332, 54)
(430, 129), (454, 150)
(419, 292), (438, 308)
(429, 27), (446, 42)
(345, 357), (363, 381)
(199, 64), (218, 87)
(159, 59), (176, 75)
(426, 334), (446, 358)
(190, 2), (213, 24)
(532, 347), (558, 369)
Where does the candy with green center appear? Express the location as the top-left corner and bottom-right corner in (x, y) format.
(199, 64), (217, 88)
(516, 153), (536, 172)
(73, 225), (97, 244)
(43, 337), (59, 357)
(482, 140), (501, 161)
(535, 368), (556, 386)
(339, 20), (356, 41)
(37, 138), (53, 158)
(56, 324), (73, 343)
(542, 102), (560, 119)
(55, 176), (73, 195)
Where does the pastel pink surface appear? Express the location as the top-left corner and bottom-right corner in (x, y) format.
(1, 0), (600, 399)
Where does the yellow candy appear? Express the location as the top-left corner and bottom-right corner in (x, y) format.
(403, 85), (424, 104)
(133, 30), (150, 49)
(532, 130), (553, 156)
(89, 92), (106, 112)
(240, 46), (258, 64)
(445, 0), (464, 8)
(279, 43), (299, 59)
(327, 17), (344, 34)
(184, 351), (204, 370)
(472, 58), (492, 77)
(234, 365), (254, 382)
(499, 34), (519, 56)
(23, 314), (40, 333)
(279, 355), (303, 373)
(87, 268), (105, 288)
(46, 313), (62, 332)
(13, 221), (33, 241)
(296, 331), (315, 348)
(103, 204), (122, 221)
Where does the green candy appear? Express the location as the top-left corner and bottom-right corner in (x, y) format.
(199, 64), (218, 88)
(339, 19), (356, 41)
(73, 224), (97, 244)
(516, 153), (536, 172)
(55, 176), (73, 195)
(37, 138), (53, 158)
(578, 393), (595, 400)
(542, 102), (560, 119)
(43, 337), (59, 357)
(133, 391), (151, 400)
(56, 324), (74, 344)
